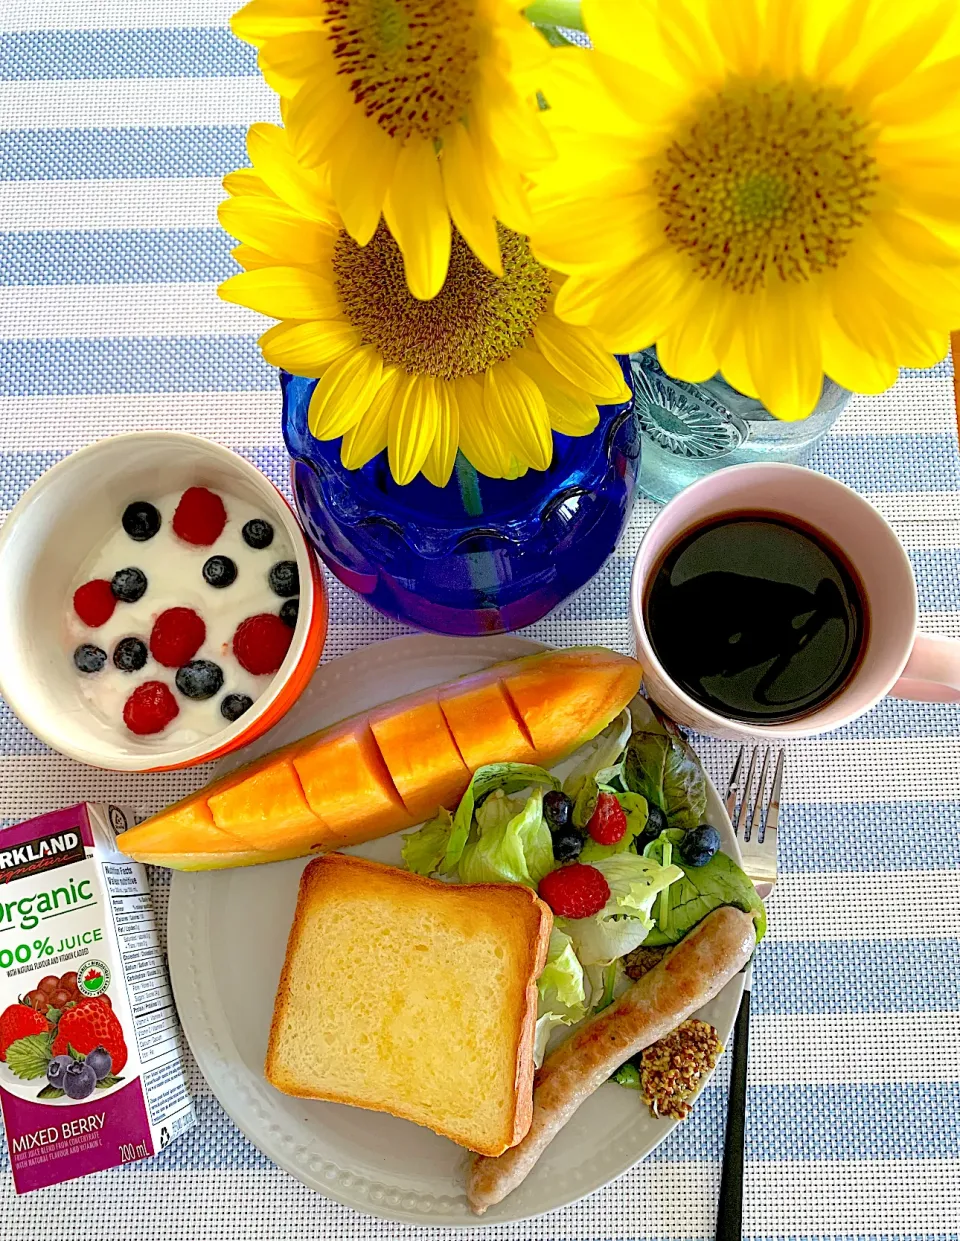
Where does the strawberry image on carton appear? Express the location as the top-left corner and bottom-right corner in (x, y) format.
(0, 804), (195, 1192)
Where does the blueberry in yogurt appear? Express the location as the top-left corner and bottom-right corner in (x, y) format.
(242, 519), (274, 550)
(202, 555), (237, 588)
(279, 598), (299, 628)
(220, 693), (253, 722)
(111, 567), (148, 603)
(176, 660), (224, 700)
(269, 561), (299, 598)
(74, 644), (106, 674)
(122, 501), (161, 542)
(113, 637), (148, 672)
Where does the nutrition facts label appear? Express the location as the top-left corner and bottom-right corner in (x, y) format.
(102, 862), (179, 1064)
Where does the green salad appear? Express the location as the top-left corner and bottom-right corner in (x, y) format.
(401, 699), (762, 1067)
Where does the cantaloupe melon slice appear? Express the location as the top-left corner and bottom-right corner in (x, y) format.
(293, 723), (419, 845)
(369, 693), (471, 822)
(438, 679), (538, 769)
(208, 757), (329, 852)
(501, 648), (642, 762)
(114, 797), (252, 863)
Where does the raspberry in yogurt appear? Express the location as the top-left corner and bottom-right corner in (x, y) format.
(65, 486), (300, 744)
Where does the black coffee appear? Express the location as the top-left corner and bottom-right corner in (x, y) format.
(646, 514), (867, 723)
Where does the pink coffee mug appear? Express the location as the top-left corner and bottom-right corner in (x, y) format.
(630, 462), (960, 739)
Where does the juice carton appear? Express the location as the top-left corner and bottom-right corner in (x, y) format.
(0, 804), (195, 1191)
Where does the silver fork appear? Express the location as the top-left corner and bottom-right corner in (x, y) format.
(716, 745), (784, 1241)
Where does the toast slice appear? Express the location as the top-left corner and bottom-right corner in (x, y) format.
(265, 854), (552, 1156)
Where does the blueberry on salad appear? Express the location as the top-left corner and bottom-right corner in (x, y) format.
(202, 554), (237, 588)
(122, 501), (161, 542)
(543, 790), (573, 832)
(111, 567), (148, 602)
(636, 803), (668, 851)
(113, 636), (148, 672)
(551, 827), (584, 863)
(74, 644), (106, 674)
(680, 825), (721, 867)
(242, 518), (274, 550)
(176, 660), (224, 700)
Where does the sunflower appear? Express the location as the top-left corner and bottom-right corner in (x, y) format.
(217, 124), (629, 485)
(230, 0), (555, 300)
(531, 0), (960, 419)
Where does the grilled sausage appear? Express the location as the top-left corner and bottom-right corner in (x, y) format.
(466, 905), (756, 1214)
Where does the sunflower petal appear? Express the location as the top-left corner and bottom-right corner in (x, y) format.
(259, 320), (360, 377)
(512, 349), (601, 437)
(257, 31), (327, 95)
(219, 267), (340, 319)
(869, 55), (960, 124)
(421, 382), (460, 488)
(329, 110), (399, 246)
(469, 105), (533, 234)
(308, 345), (383, 439)
(847, 1), (956, 104)
(455, 376), (509, 478)
(340, 367), (402, 469)
(441, 123), (502, 276)
(743, 283), (824, 420)
(223, 169), (272, 199)
(247, 122), (338, 223)
(231, 243), (276, 271)
(383, 138), (452, 300)
(231, 0), (326, 47)
(655, 279), (728, 382)
(484, 360), (553, 471)
(388, 373), (440, 484)
(288, 76), (352, 169)
(821, 314), (900, 394)
(533, 313), (631, 400)
(218, 196), (335, 265)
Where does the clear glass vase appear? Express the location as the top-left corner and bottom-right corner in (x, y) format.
(632, 348), (852, 503)
(282, 361), (639, 635)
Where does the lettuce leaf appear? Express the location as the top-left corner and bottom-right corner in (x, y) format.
(459, 787), (555, 887)
(560, 852), (683, 965)
(440, 762), (560, 873)
(401, 808), (453, 876)
(562, 709), (632, 806)
(642, 829), (767, 943)
(624, 730), (706, 830)
(534, 927), (587, 1065)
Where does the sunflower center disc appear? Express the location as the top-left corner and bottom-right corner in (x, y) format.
(332, 222), (553, 379)
(655, 77), (878, 291)
(324, 0), (480, 141)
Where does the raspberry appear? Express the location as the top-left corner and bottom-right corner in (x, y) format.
(150, 607), (205, 667)
(172, 486), (227, 546)
(587, 791), (629, 845)
(233, 612), (293, 676)
(73, 579), (116, 627)
(538, 863), (610, 919)
(123, 681), (179, 735)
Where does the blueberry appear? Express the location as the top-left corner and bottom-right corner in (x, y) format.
(122, 501), (161, 542)
(113, 637), (148, 672)
(543, 790), (573, 832)
(175, 660), (224, 700)
(84, 1045), (113, 1081)
(46, 1054), (73, 1086)
(242, 518), (274, 550)
(680, 824), (721, 868)
(74, 644), (106, 674)
(279, 598), (299, 629)
(268, 561), (299, 598)
(202, 555), (237, 588)
(62, 1060), (97, 1100)
(637, 803), (669, 852)
(552, 827), (584, 863)
(111, 567), (147, 602)
(220, 693), (253, 722)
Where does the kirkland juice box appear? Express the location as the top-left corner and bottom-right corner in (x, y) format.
(0, 804), (195, 1192)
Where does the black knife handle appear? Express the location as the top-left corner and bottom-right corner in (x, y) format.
(716, 978), (751, 1241)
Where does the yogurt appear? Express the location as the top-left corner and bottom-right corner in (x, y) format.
(65, 488), (297, 747)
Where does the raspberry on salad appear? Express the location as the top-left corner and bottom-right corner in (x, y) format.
(150, 607), (205, 667)
(587, 791), (628, 846)
(73, 579), (116, 627)
(233, 612), (293, 676)
(172, 486), (227, 546)
(538, 863), (610, 919)
(123, 681), (179, 735)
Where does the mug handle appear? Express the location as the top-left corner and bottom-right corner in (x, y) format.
(890, 633), (960, 703)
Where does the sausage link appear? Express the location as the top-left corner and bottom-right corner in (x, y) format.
(466, 905), (756, 1214)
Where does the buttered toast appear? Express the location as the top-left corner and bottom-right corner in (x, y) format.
(265, 853), (552, 1156)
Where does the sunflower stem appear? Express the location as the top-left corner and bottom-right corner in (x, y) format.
(524, 0), (585, 31)
(455, 454), (485, 518)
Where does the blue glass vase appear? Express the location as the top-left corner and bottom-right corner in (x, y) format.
(282, 361), (638, 635)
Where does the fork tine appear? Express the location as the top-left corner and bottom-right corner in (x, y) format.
(761, 750), (785, 844)
(725, 745), (745, 819)
(747, 747), (771, 842)
(734, 747), (758, 838)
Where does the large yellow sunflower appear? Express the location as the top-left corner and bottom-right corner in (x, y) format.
(218, 124), (629, 485)
(230, 0), (555, 300)
(531, 0), (960, 419)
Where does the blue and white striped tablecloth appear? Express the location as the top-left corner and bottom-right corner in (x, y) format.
(1, 5), (959, 1238)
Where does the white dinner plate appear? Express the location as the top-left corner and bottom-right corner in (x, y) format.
(168, 635), (745, 1226)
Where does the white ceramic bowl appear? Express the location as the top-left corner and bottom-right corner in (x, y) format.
(0, 432), (328, 771)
